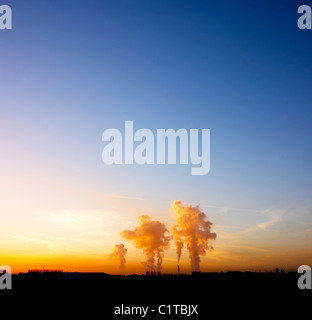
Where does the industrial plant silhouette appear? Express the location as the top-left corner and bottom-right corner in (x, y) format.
(2, 202), (310, 317)
(113, 201), (217, 275)
(4, 270), (309, 319)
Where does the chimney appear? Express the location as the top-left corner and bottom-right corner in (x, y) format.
(178, 265), (180, 274)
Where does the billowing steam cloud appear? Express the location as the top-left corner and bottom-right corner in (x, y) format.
(171, 200), (216, 273)
(109, 244), (127, 269)
(120, 215), (170, 274)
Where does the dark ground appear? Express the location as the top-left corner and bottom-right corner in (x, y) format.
(1, 272), (310, 318)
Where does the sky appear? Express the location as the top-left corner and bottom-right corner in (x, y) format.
(1, 0), (312, 274)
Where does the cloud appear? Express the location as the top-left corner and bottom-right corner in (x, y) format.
(108, 244), (127, 269)
(120, 214), (170, 273)
(244, 209), (283, 233)
(171, 200), (216, 273)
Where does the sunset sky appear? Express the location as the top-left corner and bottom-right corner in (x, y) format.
(1, 0), (312, 274)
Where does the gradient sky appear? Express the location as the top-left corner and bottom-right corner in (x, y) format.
(1, 0), (312, 274)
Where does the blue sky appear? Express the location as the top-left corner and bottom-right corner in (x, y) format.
(1, 0), (312, 272)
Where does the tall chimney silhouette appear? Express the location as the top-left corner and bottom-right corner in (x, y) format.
(178, 265), (180, 274)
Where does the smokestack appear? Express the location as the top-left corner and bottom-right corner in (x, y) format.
(192, 271), (201, 275)
(108, 244), (127, 271)
(121, 214), (170, 275)
(171, 200), (216, 273)
(178, 265), (180, 275)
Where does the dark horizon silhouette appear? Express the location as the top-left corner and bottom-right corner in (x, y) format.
(2, 269), (310, 318)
